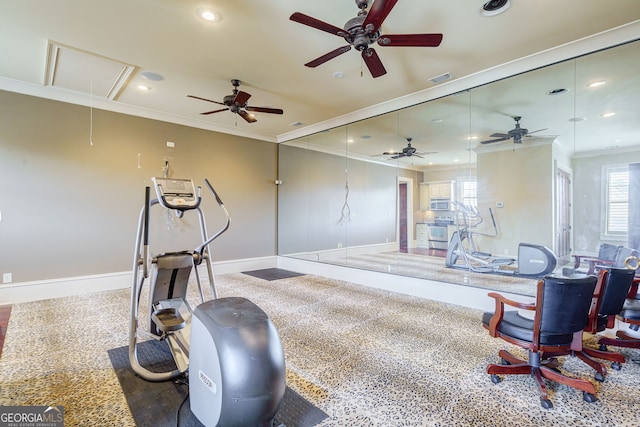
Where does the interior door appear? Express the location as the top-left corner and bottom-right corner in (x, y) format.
(555, 167), (572, 263)
(399, 182), (408, 252)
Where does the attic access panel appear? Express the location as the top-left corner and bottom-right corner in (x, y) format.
(44, 41), (136, 100)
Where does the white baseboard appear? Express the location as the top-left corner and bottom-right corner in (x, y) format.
(0, 256), (278, 305)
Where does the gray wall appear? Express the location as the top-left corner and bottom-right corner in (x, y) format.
(572, 150), (640, 253)
(278, 144), (420, 255)
(0, 90), (277, 283)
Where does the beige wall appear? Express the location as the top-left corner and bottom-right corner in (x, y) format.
(0, 90), (277, 283)
(476, 143), (553, 257)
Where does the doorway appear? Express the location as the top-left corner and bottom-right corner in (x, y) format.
(397, 177), (414, 253)
(555, 165), (572, 264)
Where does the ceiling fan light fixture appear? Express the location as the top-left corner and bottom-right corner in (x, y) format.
(480, 0), (512, 16)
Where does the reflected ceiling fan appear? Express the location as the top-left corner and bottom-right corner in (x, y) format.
(480, 116), (548, 144)
(383, 138), (435, 159)
(187, 79), (283, 123)
(290, 0), (443, 78)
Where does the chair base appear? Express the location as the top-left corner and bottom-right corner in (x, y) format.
(487, 349), (597, 409)
(599, 330), (640, 349)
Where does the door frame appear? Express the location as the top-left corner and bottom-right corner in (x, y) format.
(397, 177), (414, 250)
(554, 160), (573, 264)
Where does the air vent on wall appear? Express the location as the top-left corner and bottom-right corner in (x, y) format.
(44, 41), (136, 100)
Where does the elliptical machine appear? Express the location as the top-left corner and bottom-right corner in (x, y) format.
(445, 202), (556, 277)
(128, 177), (285, 427)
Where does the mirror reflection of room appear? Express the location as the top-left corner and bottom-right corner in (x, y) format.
(278, 39), (640, 297)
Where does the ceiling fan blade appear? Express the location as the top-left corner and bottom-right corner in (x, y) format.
(412, 154), (424, 158)
(527, 128), (549, 135)
(237, 109), (257, 123)
(489, 133), (510, 138)
(233, 90), (252, 106)
(378, 33), (443, 47)
(362, 48), (387, 78)
(305, 45), (352, 68)
(290, 12), (346, 37)
(363, 0), (399, 33)
(201, 108), (229, 115)
(480, 137), (510, 144)
(246, 106), (284, 115)
(389, 154), (404, 159)
(187, 94), (225, 106)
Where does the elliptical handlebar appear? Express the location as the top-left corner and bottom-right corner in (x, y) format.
(195, 179), (231, 258)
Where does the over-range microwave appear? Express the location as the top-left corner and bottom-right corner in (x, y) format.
(429, 198), (452, 211)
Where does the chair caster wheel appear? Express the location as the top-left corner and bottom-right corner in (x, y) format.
(490, 374), (501, 384)
(611, 362), (622, 371)
(541, 399), (553, 409)
(583, 392), (597, 403)
(594, 372), (605, 382)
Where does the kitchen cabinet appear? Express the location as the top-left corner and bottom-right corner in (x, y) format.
(429, 181), (454, 200)
(416, 223), (429, 248)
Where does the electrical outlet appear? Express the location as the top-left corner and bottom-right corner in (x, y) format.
(3, 273), (12, 284)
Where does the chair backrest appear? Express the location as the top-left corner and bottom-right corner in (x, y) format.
(614, 247), (639, 268)
(599, 267), (636, 315)
(598, 243), (622, 261)
(539, 275), (598, 335)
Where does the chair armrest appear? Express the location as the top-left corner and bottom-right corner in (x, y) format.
(573, 253), (596, 269)
(486, 292), (535, 337)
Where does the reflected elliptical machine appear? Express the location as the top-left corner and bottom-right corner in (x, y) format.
(128, 177), (285, 427)
(445, 202), (557, 277)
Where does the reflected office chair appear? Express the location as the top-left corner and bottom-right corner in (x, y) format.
(482, 275), (598, 409)
(599, 278), (640, 363)
(568, 243), (621, 276)
(543, 268), (635, 381)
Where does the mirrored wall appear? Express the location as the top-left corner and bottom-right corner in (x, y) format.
(278, 39), (640, 296)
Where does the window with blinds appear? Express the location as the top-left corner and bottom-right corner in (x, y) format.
(605, 165), (629, 236)
(459, 178), (477, 207)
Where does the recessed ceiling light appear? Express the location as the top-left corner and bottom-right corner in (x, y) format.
(588, 80), (607, 88)
(569, 117), (586, 122)
(467, 135), (478, 140)
(360, 135), (371, 139)
(332, 71), (345, 79)
(547, 88), (568, 95)
(135, 84), (152, 91)
(141, 71), (164, 81)
(431, 118), (443, 123)
(290, 121), (303, 127)
(601, 112), (616, 118)
(479, 0), (512, 16)
(196, 8), (221, 22)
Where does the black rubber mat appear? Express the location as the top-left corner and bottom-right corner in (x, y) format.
(108, 340), (328, 427)
(242, 268), (305, 281)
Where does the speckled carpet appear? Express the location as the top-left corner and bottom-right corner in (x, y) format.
(1, 272), (639, 426)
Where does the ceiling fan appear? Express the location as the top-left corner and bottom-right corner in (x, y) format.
(480, 116), (548, 144)
(187, 79), (283, 123)
(383, 138), (435, 159)
(290, 0), (443, 78)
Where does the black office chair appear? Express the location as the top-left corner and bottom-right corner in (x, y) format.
(565, 243), (621, 276)
(482, 275), (598, 409)
(599, 278), (640, 363)
(543, 268), (634, 381)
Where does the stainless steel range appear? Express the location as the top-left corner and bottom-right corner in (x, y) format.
(427, 214), (455, 250)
